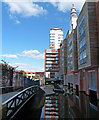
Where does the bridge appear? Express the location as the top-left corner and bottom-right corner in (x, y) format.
(1, 86), (45, 120)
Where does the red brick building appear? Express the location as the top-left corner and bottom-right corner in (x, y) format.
(64, 2), (99, 99)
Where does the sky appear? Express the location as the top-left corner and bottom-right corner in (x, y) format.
(1, 0), (85, 72)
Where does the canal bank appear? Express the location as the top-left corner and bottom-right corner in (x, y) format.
(9, 85), (99, 120)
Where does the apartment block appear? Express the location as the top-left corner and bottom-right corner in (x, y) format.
(64, 2), (99, 99)
(45, 49), (60, 84)
(60, 41), (64, 84)
(60, 38), (67, 85)
(76, 2), (99, 97)
(96, 1), (99, 65)
(50, 28), (63, 49)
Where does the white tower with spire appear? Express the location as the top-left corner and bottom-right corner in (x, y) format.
(70, 4), (77, 30)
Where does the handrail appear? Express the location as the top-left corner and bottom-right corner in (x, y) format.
(2, 86), (36, 105)
(2, 86), (38, 120)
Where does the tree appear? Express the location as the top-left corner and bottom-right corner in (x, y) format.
(19, 70), (26, 77)
(1, 60), (15, 86)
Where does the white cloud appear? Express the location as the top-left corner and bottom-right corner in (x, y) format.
(13, 63), (28, 66)
(3, 0), (47, 17)
(23, 50), (40, 54)
(3, 0), (86, 17)
(16, 64), (44, 72)
(46, 0), (85, 12)
(15, 19), (20, 24)
(2, 49), (44, 60)
(20, 50), (45, 59)
(2, 54), (18, 58)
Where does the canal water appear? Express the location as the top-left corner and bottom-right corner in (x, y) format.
(40, 89), (99, 119)
(13, 88), (99, 120)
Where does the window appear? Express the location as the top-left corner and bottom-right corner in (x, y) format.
(80, 50), (87, 64)
(47, 49), (52, 53)
(50, 36), (55, 38)
(79, 15), (87, 65)
(69, 38), (72, 44)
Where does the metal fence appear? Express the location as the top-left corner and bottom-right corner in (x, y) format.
(2, 86), (38, 120)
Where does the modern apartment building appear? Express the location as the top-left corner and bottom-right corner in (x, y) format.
(60, 4), (78, 86)
(64, 2), (99, 99)
(45, 49), (60, 84)
(50, 28), (63, 49)
(60, 38), (67, 84)
(66, 28), (78, 88)
(60, 41), (64, 84)
(96, 1), (99, 66)
(77, 2), (99, 97)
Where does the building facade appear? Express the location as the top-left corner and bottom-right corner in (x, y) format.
(50, 28), (63, 49)
(45, 49), (60, 84)
(60, 38), (67, 85)
(26, 72), (44, 80)
(76, 2), (99, 98)
(64, 2), (99, 99)
(66, 28), (78, 88)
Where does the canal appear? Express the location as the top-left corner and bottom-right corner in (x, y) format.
(13, 88), (99, 120)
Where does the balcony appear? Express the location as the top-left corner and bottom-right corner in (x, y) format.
(46, 63), (58, 65)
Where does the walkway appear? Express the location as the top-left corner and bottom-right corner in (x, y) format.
(1, 91), (19, 103)
(40, 86), (55, 95)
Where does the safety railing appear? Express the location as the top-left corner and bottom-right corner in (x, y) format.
(2, 86), (38, 120)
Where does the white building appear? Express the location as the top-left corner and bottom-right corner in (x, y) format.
(70, 4), (77, 30)
(50, 28), (63, 49)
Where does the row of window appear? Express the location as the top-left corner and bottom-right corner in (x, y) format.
(79, 15), (87, 65)
(50, 36), (55, 38)
(58, 34), (63, 36)
(46, 53), (58, 57)
(80, 37), (86, 49)
(46, 68), (59, 71)
(46, 49), (58, 53)
(79, 15), (85, 27)
(50, 44), (54, 46)
(80, 58), (87, 65)
(50, 33), (55, 35)
(50, 42), (55, 44)
(46, 61), (58, 64)
(80, 50), (86, 60)
(69, 38), (72, 44)
(69, 45), (72, 51)
(46, 65), (58, 67)
(58, 37), (63, 39)
(46, 58), (58, 60)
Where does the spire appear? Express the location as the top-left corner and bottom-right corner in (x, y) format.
(71, 4), (77, 18)
(70, 4), (77, 30)
(72, 4), (74, 8)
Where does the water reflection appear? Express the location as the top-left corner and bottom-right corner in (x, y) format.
(41, 89), (99, 119)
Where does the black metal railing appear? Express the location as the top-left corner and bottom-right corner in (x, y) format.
(2, 86), (38, 120)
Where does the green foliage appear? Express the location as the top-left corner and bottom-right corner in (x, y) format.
(32, 76), (39, 79)
(19, 70), (26, 77)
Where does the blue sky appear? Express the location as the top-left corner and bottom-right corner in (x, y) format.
(1, 0), (85, 72)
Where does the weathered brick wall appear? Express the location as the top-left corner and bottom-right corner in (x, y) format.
(64, 38), (67, 74)
(96, 1), (99, 65)
(88, 2), (98, 66)
(72, 28), (78, 71)
(77, 2), (98, 70)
